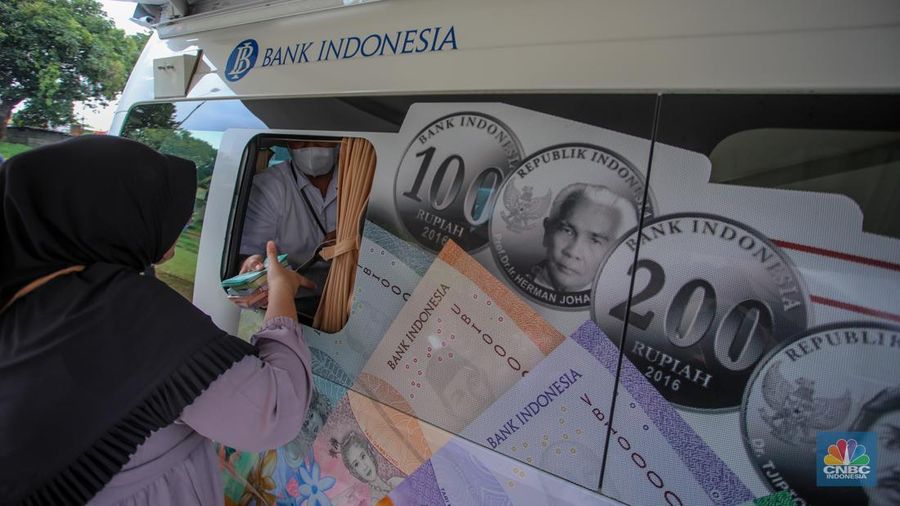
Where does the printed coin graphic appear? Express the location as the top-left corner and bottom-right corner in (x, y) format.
(394, 112), (523, 253)
(490, 143), (652, 309)
(743, 322), (900, 505)
(591, 213), (810, 409)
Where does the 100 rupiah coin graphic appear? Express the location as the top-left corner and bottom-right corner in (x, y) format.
(591, 213), (810, 409)
(394, 112), (523, 253)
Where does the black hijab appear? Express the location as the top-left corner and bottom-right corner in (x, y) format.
(0, 136), (256, 505)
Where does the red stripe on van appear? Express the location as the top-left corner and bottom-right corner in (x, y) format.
(774, 240), (900, 272)
(811, 295), (900, 323)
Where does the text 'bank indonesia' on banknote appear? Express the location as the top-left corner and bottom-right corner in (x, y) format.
(308, 221), (436, 388)
(460, 320), (754, 506)
(359, 239), (566, 434)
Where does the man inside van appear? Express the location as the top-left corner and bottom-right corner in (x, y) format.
(239, 140), (338, 314)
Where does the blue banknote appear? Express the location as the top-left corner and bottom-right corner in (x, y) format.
(383, 434), (620, 506)
(462, 320), (754, 506)
(309, 220), (435, 388)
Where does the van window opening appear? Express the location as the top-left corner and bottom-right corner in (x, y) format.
(228, 134), (376, 331)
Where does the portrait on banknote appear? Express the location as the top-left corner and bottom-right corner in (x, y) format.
(329, 430), (405, 503)
(282, 389), (333, 468)
(424, 348), (495, 425)
(308, 392), (408, 505)
(490, 143), (651, 309)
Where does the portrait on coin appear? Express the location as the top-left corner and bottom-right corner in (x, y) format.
(490, 143), (650, 309)
(528, 183), (637, 293)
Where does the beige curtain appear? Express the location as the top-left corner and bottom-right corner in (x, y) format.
(313, 137), (377, 332)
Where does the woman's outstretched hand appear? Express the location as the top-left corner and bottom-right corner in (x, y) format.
(264, 241), (315, 322)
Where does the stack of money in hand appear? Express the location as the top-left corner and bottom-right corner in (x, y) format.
(221, 253), (290, 309)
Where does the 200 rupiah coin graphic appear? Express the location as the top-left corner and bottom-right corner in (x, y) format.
(490, 143), (652, 310)
(742, 322), (900, 505)
(394, 112), (523, 253)
(591, 213), (810, 409)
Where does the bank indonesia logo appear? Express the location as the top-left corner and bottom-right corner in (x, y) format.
(225, 39), (258, 81)
(817, 432), (877, 487)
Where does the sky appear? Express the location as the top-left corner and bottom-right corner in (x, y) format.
(73, 0), (151, 131)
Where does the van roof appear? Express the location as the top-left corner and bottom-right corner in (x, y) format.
(112, 0), (900, 127)
(125, 0), (382, 38)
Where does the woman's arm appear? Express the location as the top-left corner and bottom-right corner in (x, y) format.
(180, 242), (316, 451)
(179, 316), (314, 452)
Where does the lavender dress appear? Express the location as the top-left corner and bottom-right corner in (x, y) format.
(87, 316), (312, 505)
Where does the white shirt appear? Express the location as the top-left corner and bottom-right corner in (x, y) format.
(240, 160), (338, 292)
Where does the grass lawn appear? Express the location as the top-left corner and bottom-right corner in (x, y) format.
(156, 242), (198, 300)
(0, 142), (31, 160)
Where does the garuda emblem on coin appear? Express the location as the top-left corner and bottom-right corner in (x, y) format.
(500, 180), (551, 233)
(759, 361), (851, 445)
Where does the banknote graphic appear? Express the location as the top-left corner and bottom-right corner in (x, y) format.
(463, 320), (753, 505)
(272, 376), (348, 492)
(310, 221), (435, 387)
(349, 373), (452, 475)
(219, 445), (262, 506)
(382, 435), (621, 506)
(308, 392), (406, 505)
(742, 490), (794, 506)
(594, 321), (754, 506)
(311, 348), (355, 393)
(218, 373), (433, 506)
(460, 334), (608, 489)
(267, 388), (433, 506)
(361, 239), (566, 433)
(218, 376), (347, 506)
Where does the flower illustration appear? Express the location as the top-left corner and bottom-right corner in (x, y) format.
(239, 450), (277, 506)
(293, 458), (336, 506)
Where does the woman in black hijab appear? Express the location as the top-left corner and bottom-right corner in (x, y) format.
(0, 136), (315, 505)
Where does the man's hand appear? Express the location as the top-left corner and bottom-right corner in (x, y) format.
(240, 254), (265, 274)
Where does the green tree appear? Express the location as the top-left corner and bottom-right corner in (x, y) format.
(122, 103), (217, 182)
(0, 0), (149, 138)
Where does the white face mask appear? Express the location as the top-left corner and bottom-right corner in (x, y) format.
(291, 147), (335, 177)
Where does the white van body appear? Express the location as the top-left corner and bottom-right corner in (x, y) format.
(112, 1), (900, 504)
